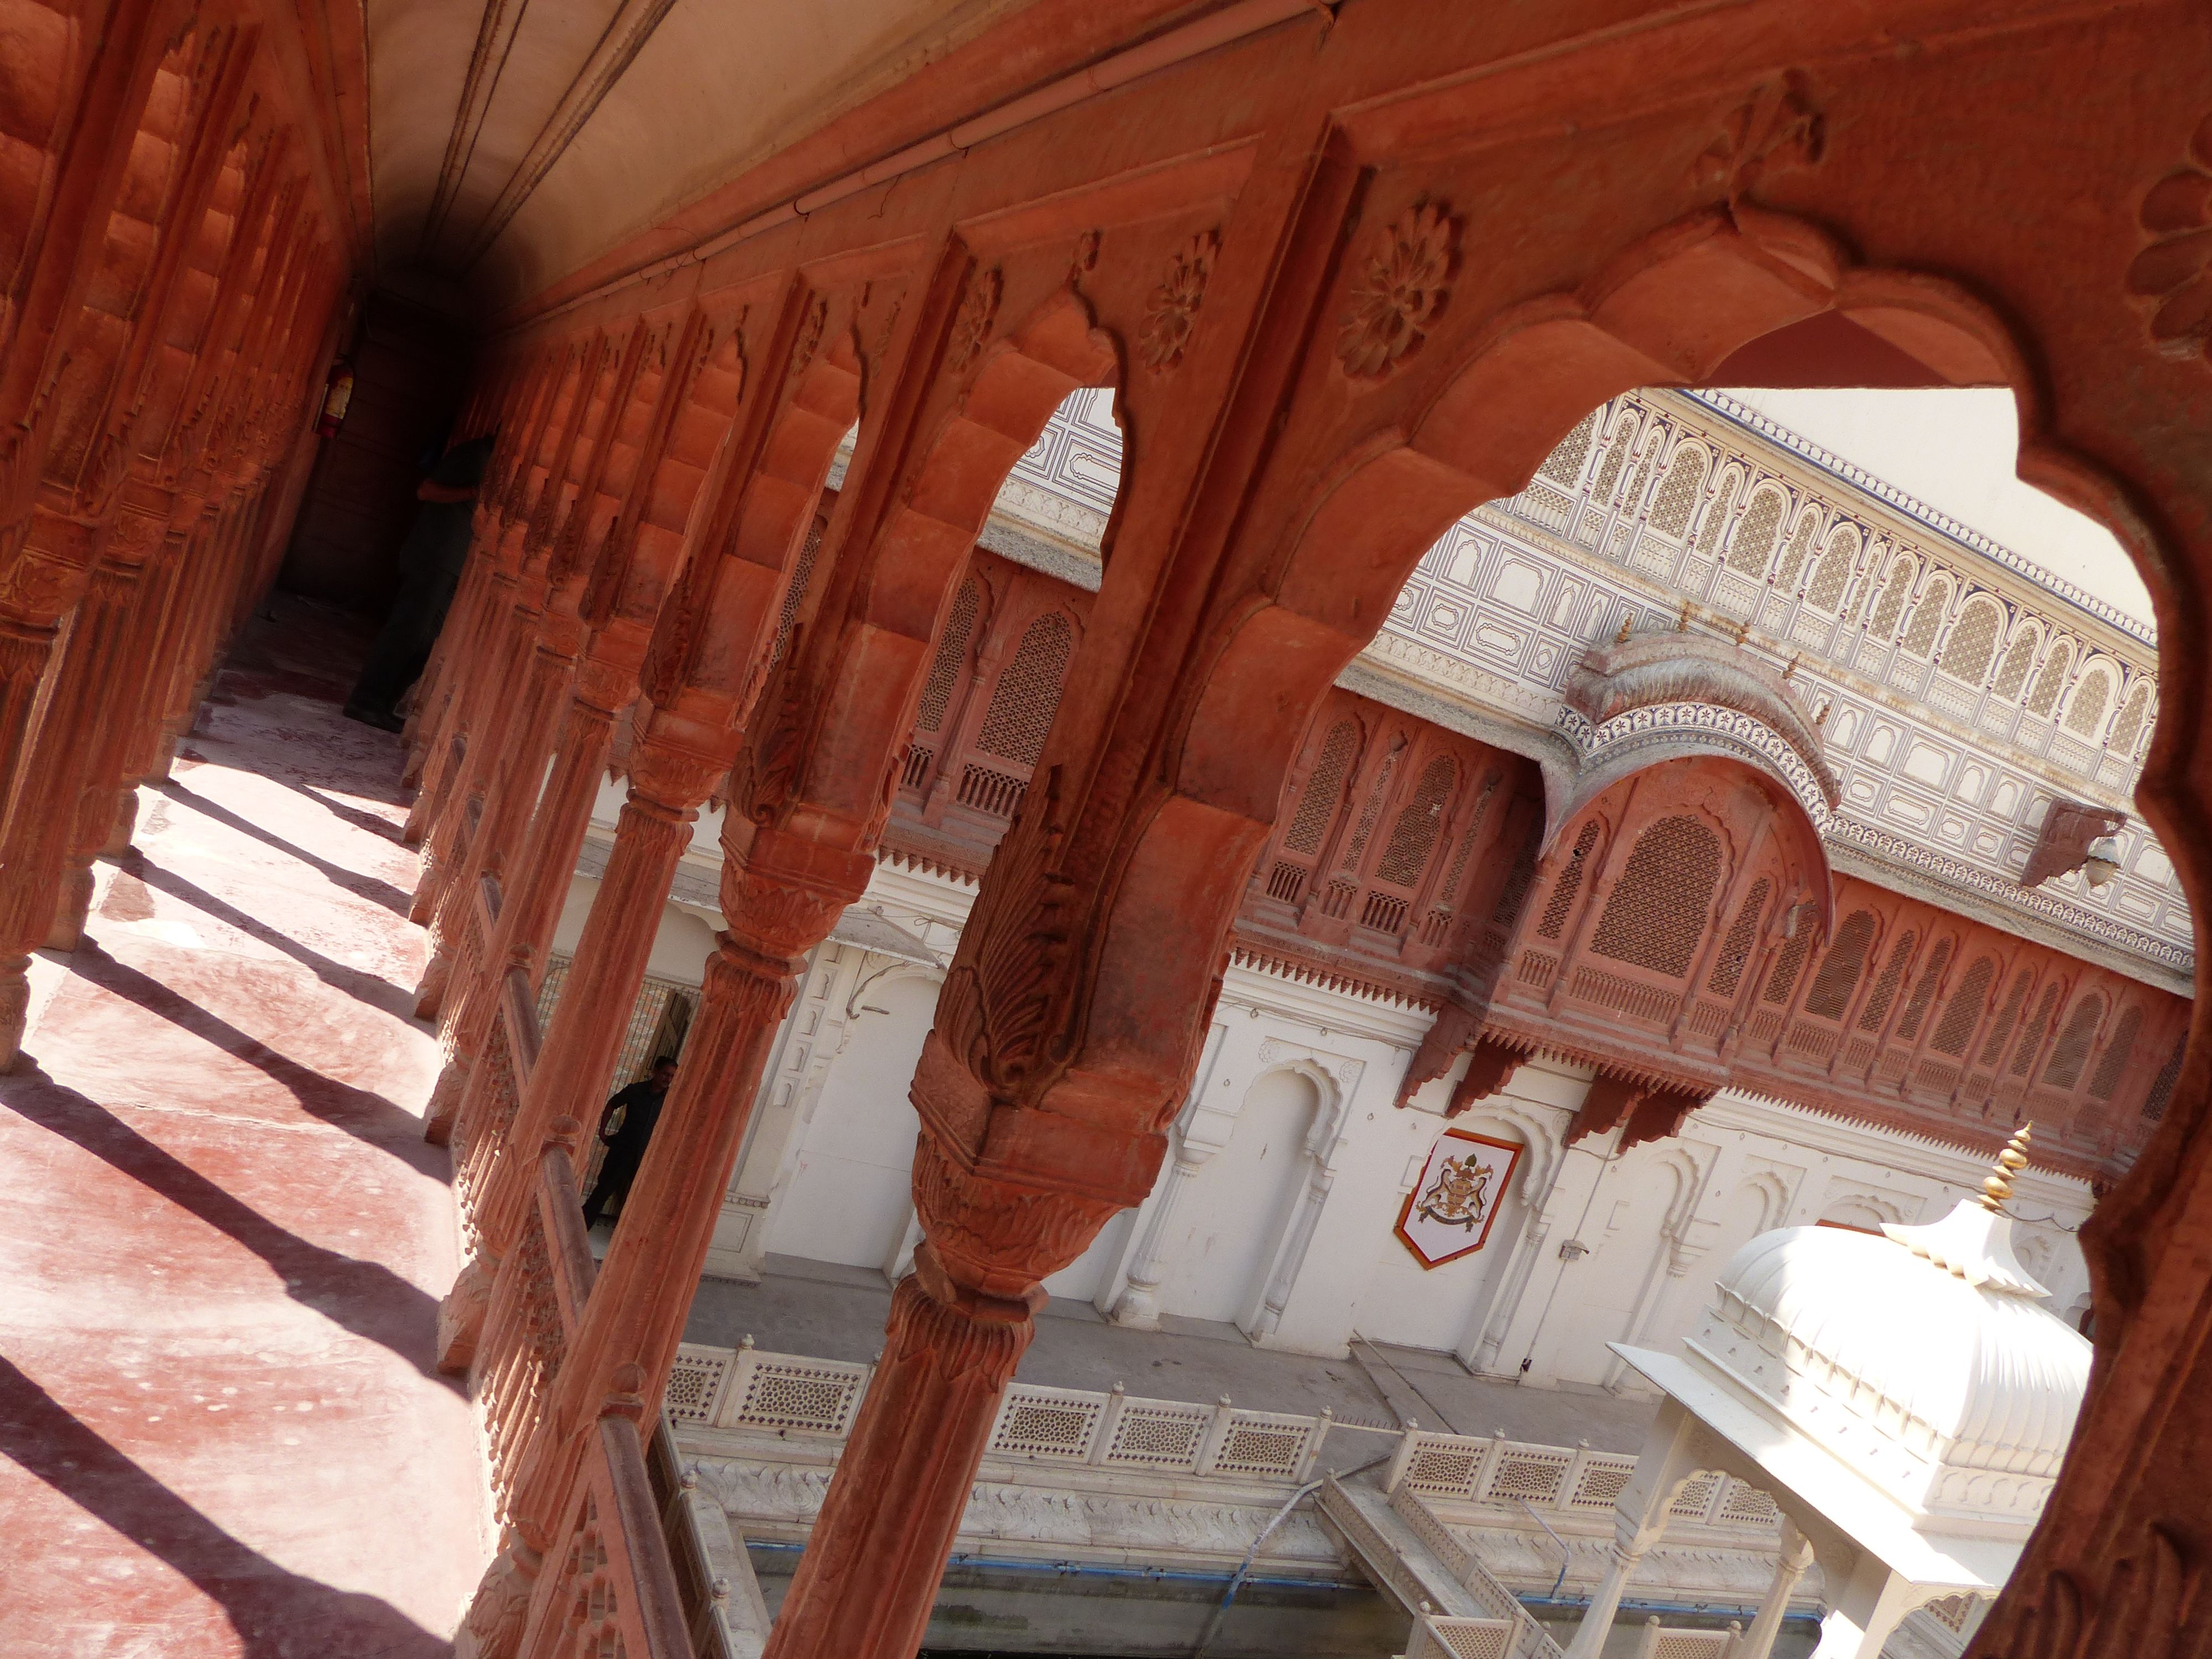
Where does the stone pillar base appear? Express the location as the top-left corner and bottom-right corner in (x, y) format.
(414, 948), (452, 1021)
(437, 1251), (498, 1377)
(44, 862), (95, 952)
(104, 791), (139, 858)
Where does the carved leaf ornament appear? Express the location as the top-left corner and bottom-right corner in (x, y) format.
(951, 266), (1003, 371)
(1337, 201), (1459, 382)
(2128, 113), (2212, 361)
(1140, 229), (1218, 373)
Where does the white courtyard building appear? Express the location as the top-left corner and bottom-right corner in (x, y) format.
(536, 386), (2168, 1658)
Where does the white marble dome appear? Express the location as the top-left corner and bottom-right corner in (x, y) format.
(1687, 1198), (2090, 1529)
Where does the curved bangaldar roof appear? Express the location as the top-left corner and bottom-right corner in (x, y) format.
(1689, 1131), (2089, 1536)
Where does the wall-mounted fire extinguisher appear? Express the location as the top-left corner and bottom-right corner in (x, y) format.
(316, 356), (355, 437)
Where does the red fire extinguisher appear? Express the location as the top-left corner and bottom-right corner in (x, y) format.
(316, 356), (355, 437)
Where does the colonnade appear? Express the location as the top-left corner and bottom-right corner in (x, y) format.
(0, 0), (352, 1066)
(377, 5), (2212, 1656)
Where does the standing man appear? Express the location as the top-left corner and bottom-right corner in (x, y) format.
(581, 1056), (677, 1229)
(343, 431), (495, 731)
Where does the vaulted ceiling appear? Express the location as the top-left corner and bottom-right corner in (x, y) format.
(365, 0), (1044, 316)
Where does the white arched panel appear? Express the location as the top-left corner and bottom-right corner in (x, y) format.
(1154, 1068), (1321, 1324)
(767, 972), (938, 1270)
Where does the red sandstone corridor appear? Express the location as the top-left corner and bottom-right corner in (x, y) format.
(0, 603), (482, 1657)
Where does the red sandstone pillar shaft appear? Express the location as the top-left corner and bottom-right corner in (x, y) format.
(424, 684), (619, 1150)
(472, 766), (707, 1265)
(763, 1254), (1041, 1659)
(504, 938), (804, 1536)
(411, 581), (532, 916)
(49, 528), (181, 945)
(404, 545), (510, 842)
(414, 633), (575, 1017)
(0, 567), (138, 1061)
(0, 621), (60, 836)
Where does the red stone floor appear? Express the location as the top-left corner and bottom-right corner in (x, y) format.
(0, 599), (485, 1656)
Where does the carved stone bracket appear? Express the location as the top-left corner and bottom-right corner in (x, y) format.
(2021, 798), (2128, 890)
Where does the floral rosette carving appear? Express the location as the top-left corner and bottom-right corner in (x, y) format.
(1139, 229), (1218, 373)
(2128, 113), (2212, 362)
(950, 265), (1002, 371)
(1337, 200), (1459, 381)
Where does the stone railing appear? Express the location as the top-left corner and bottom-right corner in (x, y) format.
(1386, 1429), (1782, 1534)
(667, 1338), (1347, 1485)
(1384, 1480), (1566, 1657)
(669, 1342), (1790, 1541)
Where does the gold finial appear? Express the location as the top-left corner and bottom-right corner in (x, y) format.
(1677, 599), (1693, 632)
(1815, 699), (1832, 727)
(1734, 618), (1753, 646)
(1782, 653), (1801, 681)
(1615, 614), (1635, 645)
(1979, 1124), (2032, 1213)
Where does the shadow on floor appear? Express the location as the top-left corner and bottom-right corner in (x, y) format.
(0, 1354), (446, 1657)
(156, 779), (414, 916)
(0, 1065), (455, 1387)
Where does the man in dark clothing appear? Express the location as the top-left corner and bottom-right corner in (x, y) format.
(344, 433), (496, 731)
(581, 1056), (677, 1229)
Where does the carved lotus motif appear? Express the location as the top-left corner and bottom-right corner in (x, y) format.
(951, 266), (1001, 370)
(1139, 230), (1218, 373)
(2128, 114), (2212, 361)
(1337, 201), (1458, 382)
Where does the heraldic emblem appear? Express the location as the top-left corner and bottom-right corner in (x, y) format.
(1395, 1128), (1522, 1269)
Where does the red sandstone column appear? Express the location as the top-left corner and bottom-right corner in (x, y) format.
(460, 742), (721, 1286)
(423, 674), (621, 1150)
(414, 629), (575, 1017)
(47, 516), (184, 946)
(0, 566), (139, 1062)
(410, 580), (535, 924)
(761, 1160), (1114, 1659)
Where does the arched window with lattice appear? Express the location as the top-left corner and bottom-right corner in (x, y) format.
(1282, 719), (1359, 858)
(2065, 666), (2112, 738)
(1931, 954), (1996, 1057)
(1978, 969), (2034, 1067)
(1939, 597), (2004, 685)
(1857, 930), (1917, 1032)
(2010, 981), (2064, 1077)
(1991, 626), (2039, 700)
(1648, 444), (1708, 537)
(974, 611), (1075, 764)
(1697, 469), (1739, 559)
(1762, 927), (1817, 1007)
(1536, 820), (1602, 942)
(2042, 994), (2107, 1091)
(1806, 526), (1859, 612)
(1374, 754), (1458, 890)
(2109, 682), (2152, 755)
(905, 574), (983, 789)
(1775, 510), (1821, 589)
(1726, 487), (1785, 575)
(1539, 411), (1597, 486)
(1892, 937), (1955, 1041)
(1868, 558), (1914, 639)
(1707, 877), (1770, 996)
(1803, 911), (1877, 1020)
(1592, 411), (1640, 504)
(2089, 1005), (2145, 1101)
(2027, 643), (2072, 717)
(1588, 816), (1723, 980)
(1899, 577), (1952, 658)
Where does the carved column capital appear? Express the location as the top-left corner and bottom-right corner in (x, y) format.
(910, 1133), (1125, 1301)
(626, 738), (724, 814)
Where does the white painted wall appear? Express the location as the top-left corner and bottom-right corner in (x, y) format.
(598, 854), (2103, 1398)
(766, 970), (936, 1269)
